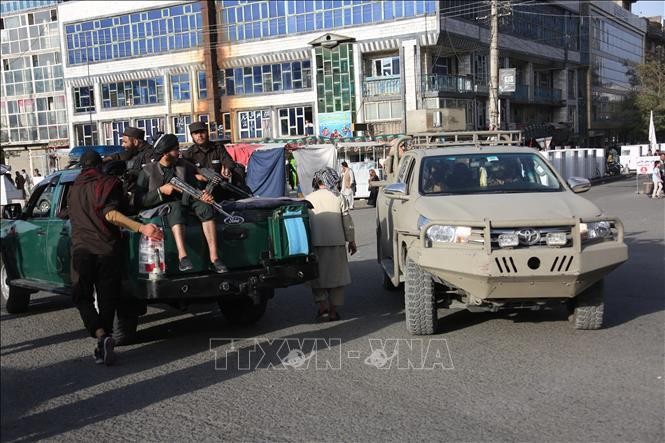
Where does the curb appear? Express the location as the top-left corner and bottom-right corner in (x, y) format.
(590, 173), (633, 185)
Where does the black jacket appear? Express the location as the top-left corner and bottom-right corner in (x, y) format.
(182, 141), (234, 172)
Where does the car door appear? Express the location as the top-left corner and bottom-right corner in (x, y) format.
(11, 178), (58, 282)
(45, 179), (73, 287)
(377, 155), (415, 271)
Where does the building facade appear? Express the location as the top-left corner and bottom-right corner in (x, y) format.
(58, 0), (217, 147)
(215, 0), (439, 141)
(583, 0), (646, 146)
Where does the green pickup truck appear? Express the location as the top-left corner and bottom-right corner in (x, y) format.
(0, 168), (317, 342)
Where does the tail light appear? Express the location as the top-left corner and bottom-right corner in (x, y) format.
(139, 230), (165, 276)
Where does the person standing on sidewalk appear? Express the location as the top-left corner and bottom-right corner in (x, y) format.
(67, 150), (163, 365)
(340, 161), (355, 210)
(652, 160), (664, 199)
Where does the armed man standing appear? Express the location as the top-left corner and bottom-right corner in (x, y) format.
(105, 127), (156, 211)
(68, 150), (163, 365)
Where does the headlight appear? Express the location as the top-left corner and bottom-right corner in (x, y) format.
(580, 221), (614, 242)
(425, 225), (472, 245)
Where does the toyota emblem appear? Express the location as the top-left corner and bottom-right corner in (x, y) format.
(516, 228), (541, 246)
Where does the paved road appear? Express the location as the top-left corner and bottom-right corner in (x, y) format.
(1, 179), (664, 442)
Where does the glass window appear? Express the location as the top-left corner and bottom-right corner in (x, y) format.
(278, 106), (313, 137)
(198, 71), (207, 99)
(73, 123), (98, 146)
(419, 153), (563, 195)
(65, 4), (203, 65)
(238, 109), (268, 139)
(73, 86), (95, 113)
(172, 115), (192, 142)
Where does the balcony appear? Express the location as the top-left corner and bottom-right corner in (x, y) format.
(362, 77), (401, 97)
(534, 86), (563, 104)
(423, 74), (474, 94)
(511, 84), (529, 102)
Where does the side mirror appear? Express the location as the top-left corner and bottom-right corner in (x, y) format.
(2, 203), (23, 220)
(567, 177), (591, 193)
(384, 182), (409, 199)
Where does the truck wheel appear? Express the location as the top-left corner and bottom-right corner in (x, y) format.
(1, 262), (31, 314)
(570, 280), (605, 330)
(404, 256), (437, 335)
(113, 312), (139, 346)
(219, 290), (271, 326)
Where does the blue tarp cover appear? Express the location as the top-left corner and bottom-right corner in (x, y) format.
(246, 148), (286, 197)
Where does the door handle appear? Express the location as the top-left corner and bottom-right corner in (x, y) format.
(37, 229), (46, 236)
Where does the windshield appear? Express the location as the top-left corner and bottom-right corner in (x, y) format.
(420, 153), (562, 195)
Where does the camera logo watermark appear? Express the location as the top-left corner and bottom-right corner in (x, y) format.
(209, 338), (454, 371)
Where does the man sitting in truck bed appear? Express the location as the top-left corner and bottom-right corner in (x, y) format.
(136, 133), (227, 273)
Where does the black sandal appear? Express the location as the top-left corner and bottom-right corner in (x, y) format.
(328, 312), (341, 322)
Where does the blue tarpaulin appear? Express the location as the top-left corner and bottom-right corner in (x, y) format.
(246, 148), (285, 197)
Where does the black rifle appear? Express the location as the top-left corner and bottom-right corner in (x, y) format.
(169, 176), (241, 221)
(198, 167), (253, 199)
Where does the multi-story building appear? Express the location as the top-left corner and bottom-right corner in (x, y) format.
(583, 0), (646, 146)
(214, 0), (440, 141)
(0, 0), (68, 173)
(644, 16), (664, 57)
(58, 0), (218, 147)
(211, 0), (609, 143)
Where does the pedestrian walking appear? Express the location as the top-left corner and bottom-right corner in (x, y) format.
(14, 171), (25, 198)
(67, 150), (162, 365)
(306, 167), (357, 322)
(340, 161), (355, 209)
(652, 161), (664, 199)
(367, 168), (380, 207)
(21, 169), (32, 195)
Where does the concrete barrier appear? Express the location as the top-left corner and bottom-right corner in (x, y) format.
(542, 148), (606, 181)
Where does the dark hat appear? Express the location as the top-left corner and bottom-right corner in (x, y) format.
(80, 150), (102, 170)
(189, 121), (208, 133)
(154, 133), (180, 155)
(123, 126), (145, 140)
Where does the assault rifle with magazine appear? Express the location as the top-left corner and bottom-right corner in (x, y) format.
(198, 167), (253, 199)
(169, 176), (244, 223)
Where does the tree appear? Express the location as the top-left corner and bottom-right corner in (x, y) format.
(633, 51), (665, 141)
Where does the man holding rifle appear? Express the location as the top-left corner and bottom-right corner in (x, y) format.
(136, 133), (227, 273)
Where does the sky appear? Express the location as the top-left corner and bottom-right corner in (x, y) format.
(632, 0), (665, 19)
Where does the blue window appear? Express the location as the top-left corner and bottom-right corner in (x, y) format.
(65, 3), (203, 65)
(101, 77), (164, 108)
(198, 71), (207, 99)
(221, 60), (312, 96)
(171, 73), (191, 101)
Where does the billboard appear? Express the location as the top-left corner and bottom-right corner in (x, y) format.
(318, 111), (352, 139)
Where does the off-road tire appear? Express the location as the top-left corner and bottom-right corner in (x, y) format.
(1, 262), (31, 314)
(571, 280), (605, 330)
(404, 256), (437, 335)
(219, 290), (271, 326)
(113, 312), (139, 345)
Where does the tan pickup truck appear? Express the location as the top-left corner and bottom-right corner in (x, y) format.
(376, 134), (628, 335)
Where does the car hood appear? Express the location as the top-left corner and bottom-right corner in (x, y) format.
(415, 192), (602, 223)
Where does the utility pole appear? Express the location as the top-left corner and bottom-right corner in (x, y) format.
(488, 0), (499, 131)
